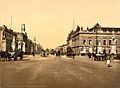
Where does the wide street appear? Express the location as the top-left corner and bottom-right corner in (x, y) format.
(0, 55), (120, 88)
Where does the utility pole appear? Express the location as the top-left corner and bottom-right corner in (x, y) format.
(73, 19), (75, 30)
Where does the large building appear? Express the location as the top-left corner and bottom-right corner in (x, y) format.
(67, 23), (120, 55)
(0, 25), (17, 51)
(0, 25), (43, 54)
(0, 26), (5, 51)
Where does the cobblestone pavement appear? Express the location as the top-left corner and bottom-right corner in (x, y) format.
(0, 55), (120, 88)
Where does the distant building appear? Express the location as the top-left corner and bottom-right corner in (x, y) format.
(55, 44), (67, 55)
(26, 39), (33, 54)
(67, 23), (120, 55)
(16, 32), (28, 52)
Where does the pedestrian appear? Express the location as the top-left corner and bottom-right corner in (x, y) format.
(32, 52), (35, 57)
(104, 53), (107, 61)
(72, 53), (75, 59)
(107, 55), (112, 67)
(92, 53), (95, 60)
(88, 53), (91, 58)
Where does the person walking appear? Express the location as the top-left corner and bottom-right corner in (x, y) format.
(107, 54), (112, 67)
(104, 53), (107, 61)
(32, 52), (35, 57)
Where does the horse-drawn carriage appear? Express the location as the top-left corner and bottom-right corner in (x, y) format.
(66, 46), (75, 59)
(0, 50), (23, 61)
(8, 50), (23, 61)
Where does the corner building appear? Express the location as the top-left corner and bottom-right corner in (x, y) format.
(67, 23), (120, 55)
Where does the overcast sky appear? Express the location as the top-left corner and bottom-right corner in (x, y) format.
(0, 0), (120, 49)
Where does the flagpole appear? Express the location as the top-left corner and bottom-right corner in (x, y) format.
(11, 16), (12, 29)
(73, 19), (75, 30)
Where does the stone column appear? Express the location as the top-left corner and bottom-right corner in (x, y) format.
(2, 40), (6, 51)
(12, 36), (15, 51)
(23, 42), (25, 52)
(97, 40), (102, 53)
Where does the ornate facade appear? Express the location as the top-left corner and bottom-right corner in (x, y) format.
(0, 25), (43, 54)
(67, 23), (120, 55)
(0, 25), (17, 51)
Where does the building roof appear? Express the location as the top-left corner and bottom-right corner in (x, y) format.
(88, 23), (120, 32)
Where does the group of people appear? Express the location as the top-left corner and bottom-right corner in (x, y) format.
(88, 52), (112, 61)
(88, 52), (112, 67)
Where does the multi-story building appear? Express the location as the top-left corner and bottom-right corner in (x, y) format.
(67, 23), (120, 55)
(67, 25), (81, 55)
(0, 25), (17, 51)
(16, 32), (28, 52)
(55, 44), (67, 55)
(36, 44), (43, 54)
(0, 25), (43, 54)
(0, 26), (5, 51)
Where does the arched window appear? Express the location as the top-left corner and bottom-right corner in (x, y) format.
(83, 39), (86, 45)
(109, 40), (112, 45)
(103, 39), (106, 45)
(89, 40), (92, 45)
(109, 49), (111, 53)
(2, 31), (6, 40)
(103, 49), (106, 53)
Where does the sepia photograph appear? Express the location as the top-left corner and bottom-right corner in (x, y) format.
(0, 0), (120, 88)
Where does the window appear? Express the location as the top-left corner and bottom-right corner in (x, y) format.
(89, 40), (92, 45)
(103, 40), (106, 45)
(97, 39), (101, 46)
(116, 40), (118, 45)
(83, 39), (86, 45)
(109, 40), (112, 45)
(109, 49), (111, 53)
